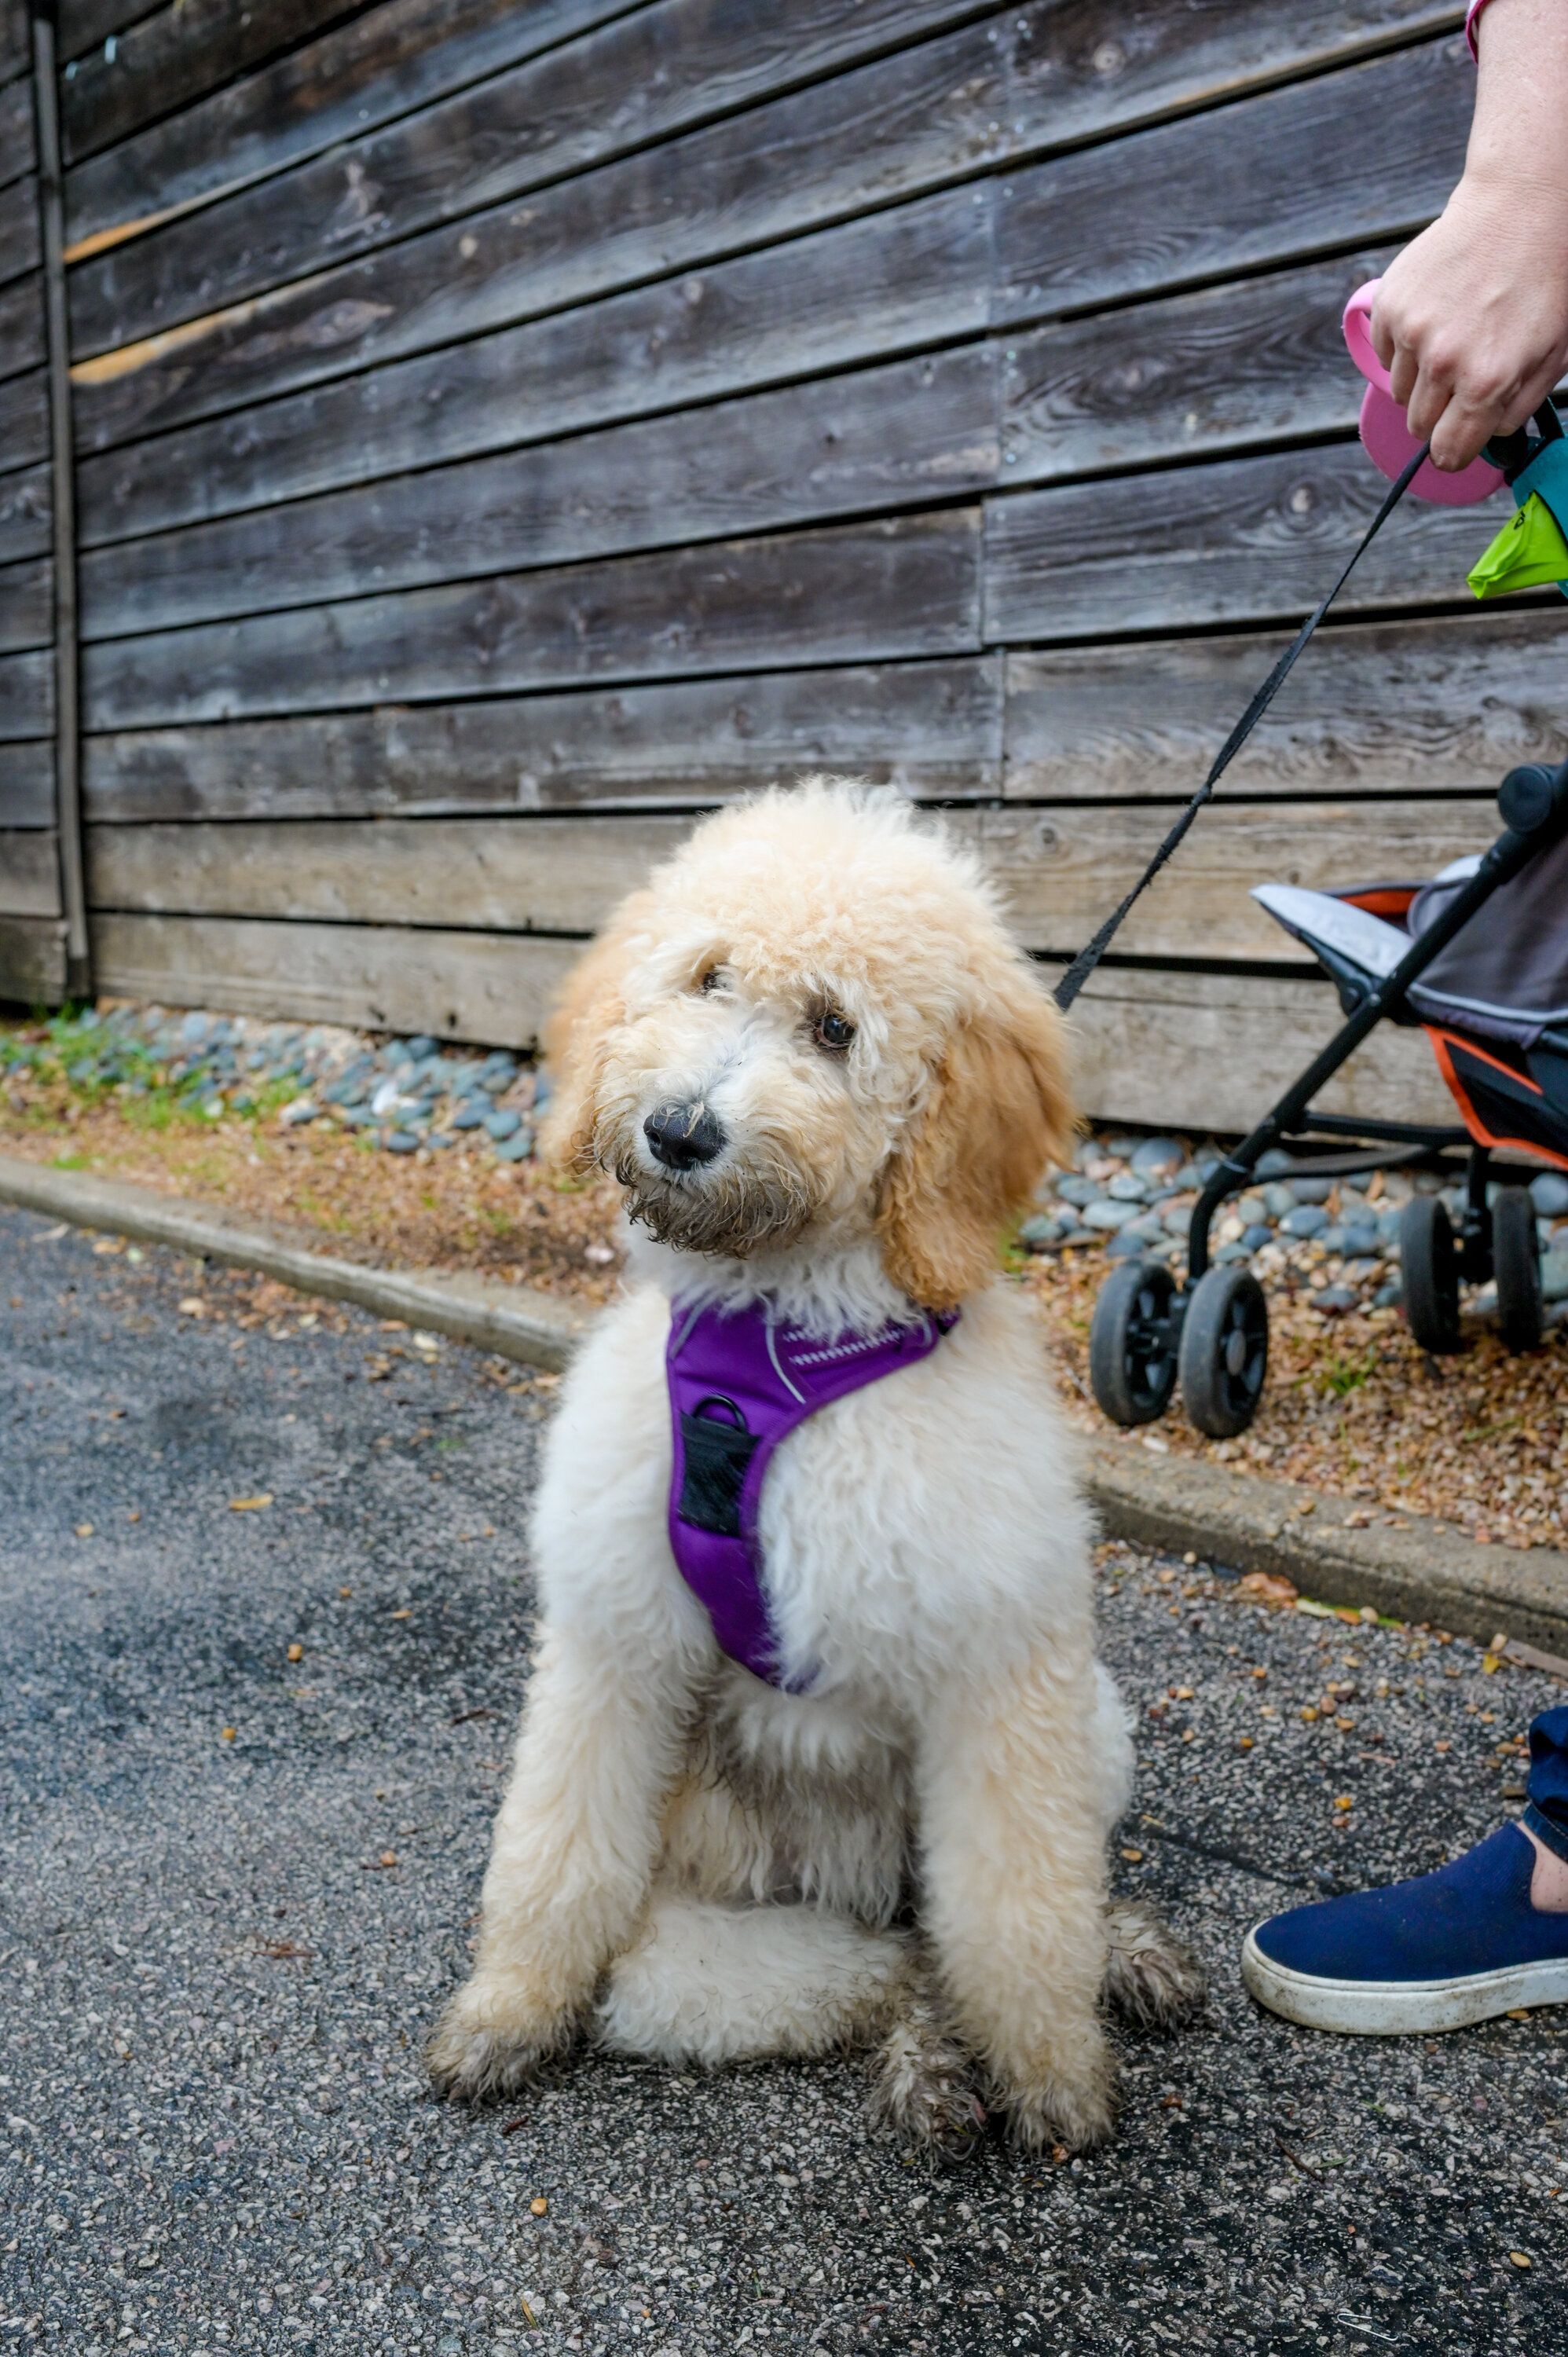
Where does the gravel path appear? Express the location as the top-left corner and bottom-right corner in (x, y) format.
(4, 1206), (1566, 2357)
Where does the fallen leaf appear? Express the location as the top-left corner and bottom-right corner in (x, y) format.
(1050, 2145), (1070, 2165)
(228, 1494), (273, 1512)
(1238, 1571), (1298, 1607)
(1332, 1795), (1353, 1813)
(1506, 2008), (1530, 2021)
(1482, 1655), (1502, 1674)
(519, 2297), (537, 2324)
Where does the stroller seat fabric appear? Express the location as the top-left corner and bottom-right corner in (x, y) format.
(1253, 837), (1568, 1173)
(1250, 885), (1411, 984)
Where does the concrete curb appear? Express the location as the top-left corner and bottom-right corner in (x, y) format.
(7, 1151), (1565, 1654)
(1083, 1435), (1568, 1659)
(0, 1153), (588, 1371)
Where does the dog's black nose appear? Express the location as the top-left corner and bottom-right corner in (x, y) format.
(644, 1102), (727, 1172)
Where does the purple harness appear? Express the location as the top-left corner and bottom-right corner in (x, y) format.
(665, 1297), (958, 1687)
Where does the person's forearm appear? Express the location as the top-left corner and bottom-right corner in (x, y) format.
(1465, 0), (1568, 219)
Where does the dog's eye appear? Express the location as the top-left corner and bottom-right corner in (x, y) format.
(697, 967), (726, 995)
(813, 1008), (855, 1054)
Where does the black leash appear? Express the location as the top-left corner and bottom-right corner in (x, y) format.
(1052, 439), (1431, 1013)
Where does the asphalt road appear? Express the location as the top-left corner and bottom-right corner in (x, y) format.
(3, 1202), (1566, 2357)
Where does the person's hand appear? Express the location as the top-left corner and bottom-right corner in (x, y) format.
(1371, 173), (1568, 471)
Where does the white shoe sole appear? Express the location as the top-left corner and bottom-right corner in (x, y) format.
(1240, 1927), (1568, 2035)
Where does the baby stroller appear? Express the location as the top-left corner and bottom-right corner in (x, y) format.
(1088, 757), (1568, 1441)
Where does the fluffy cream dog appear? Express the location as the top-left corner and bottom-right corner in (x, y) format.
(428, 782), (1200, 2151)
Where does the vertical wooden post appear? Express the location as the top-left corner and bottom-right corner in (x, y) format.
(31, 2), (89, 1000)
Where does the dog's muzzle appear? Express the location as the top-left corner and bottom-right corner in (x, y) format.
(643, 1101), (727, 1173)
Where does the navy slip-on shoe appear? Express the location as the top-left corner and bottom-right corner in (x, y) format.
(1241, 1825), (1568, 2034)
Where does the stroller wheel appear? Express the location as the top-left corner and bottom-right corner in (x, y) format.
(1493, 1185), (1544, 1352)
(1179, 1266), (1269, 1439)
(1400, 1196), (1461, 1354)
(1090, 1258), (1180, 1426)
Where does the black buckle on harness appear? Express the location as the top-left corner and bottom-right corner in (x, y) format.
(676, 1395), (758, 1537)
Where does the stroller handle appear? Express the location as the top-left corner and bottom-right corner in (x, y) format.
(1498, 757), (1568, 842)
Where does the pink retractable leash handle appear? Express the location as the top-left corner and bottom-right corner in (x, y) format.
(1343, 279), (1506, 504)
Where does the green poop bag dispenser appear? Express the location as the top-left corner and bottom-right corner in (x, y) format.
(1469, 399), (1568, 599)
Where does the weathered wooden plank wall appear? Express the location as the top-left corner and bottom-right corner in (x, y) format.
(20, 0), (1566, 1125)
(0, 0), (64, 1003)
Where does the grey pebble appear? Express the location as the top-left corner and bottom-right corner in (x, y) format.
(1288, 1176), (1333, 1205)
(383, 1129), (420, 1154)
(1310, 1285), (1358, 1314)
(493, 1132), (533, 1164)
(1129, 1135), (1183, 1178)
(1102, 1229), (1148, 1260)
(1241, 1223), (1273, 1252)
(1084, 1200), (1142, 1231)
(484, 1108), (522, 1142)
(1282, 1205), (1329, 1239)
(1541, 1245), (1568, 1302)
(1531, 1171), (1568, 1215)
(450, 1102), (489, 1132)
(1017, 1213), (1060, 1250)
(1053, 1174), (1101, 1208)
(1107, 1172), (1147, 1202)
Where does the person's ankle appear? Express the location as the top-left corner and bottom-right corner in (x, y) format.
(1523, 1823), (1568, 1911)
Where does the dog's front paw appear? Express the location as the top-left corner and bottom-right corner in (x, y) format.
(869, 2012), (985, 2161)
(426, 1973), (577, 2103)
(1103, 1901), (1207, 2032)
(992, 2036), (1117, 2155)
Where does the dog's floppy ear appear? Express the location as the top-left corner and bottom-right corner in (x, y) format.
(536, 886), (658, 1171)
(876, 961), (1073, 1311)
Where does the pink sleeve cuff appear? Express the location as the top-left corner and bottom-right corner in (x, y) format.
(1466, 0), (1494, 59)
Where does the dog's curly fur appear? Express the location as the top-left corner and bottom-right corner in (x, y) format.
(428, 783), (1203, 2148)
